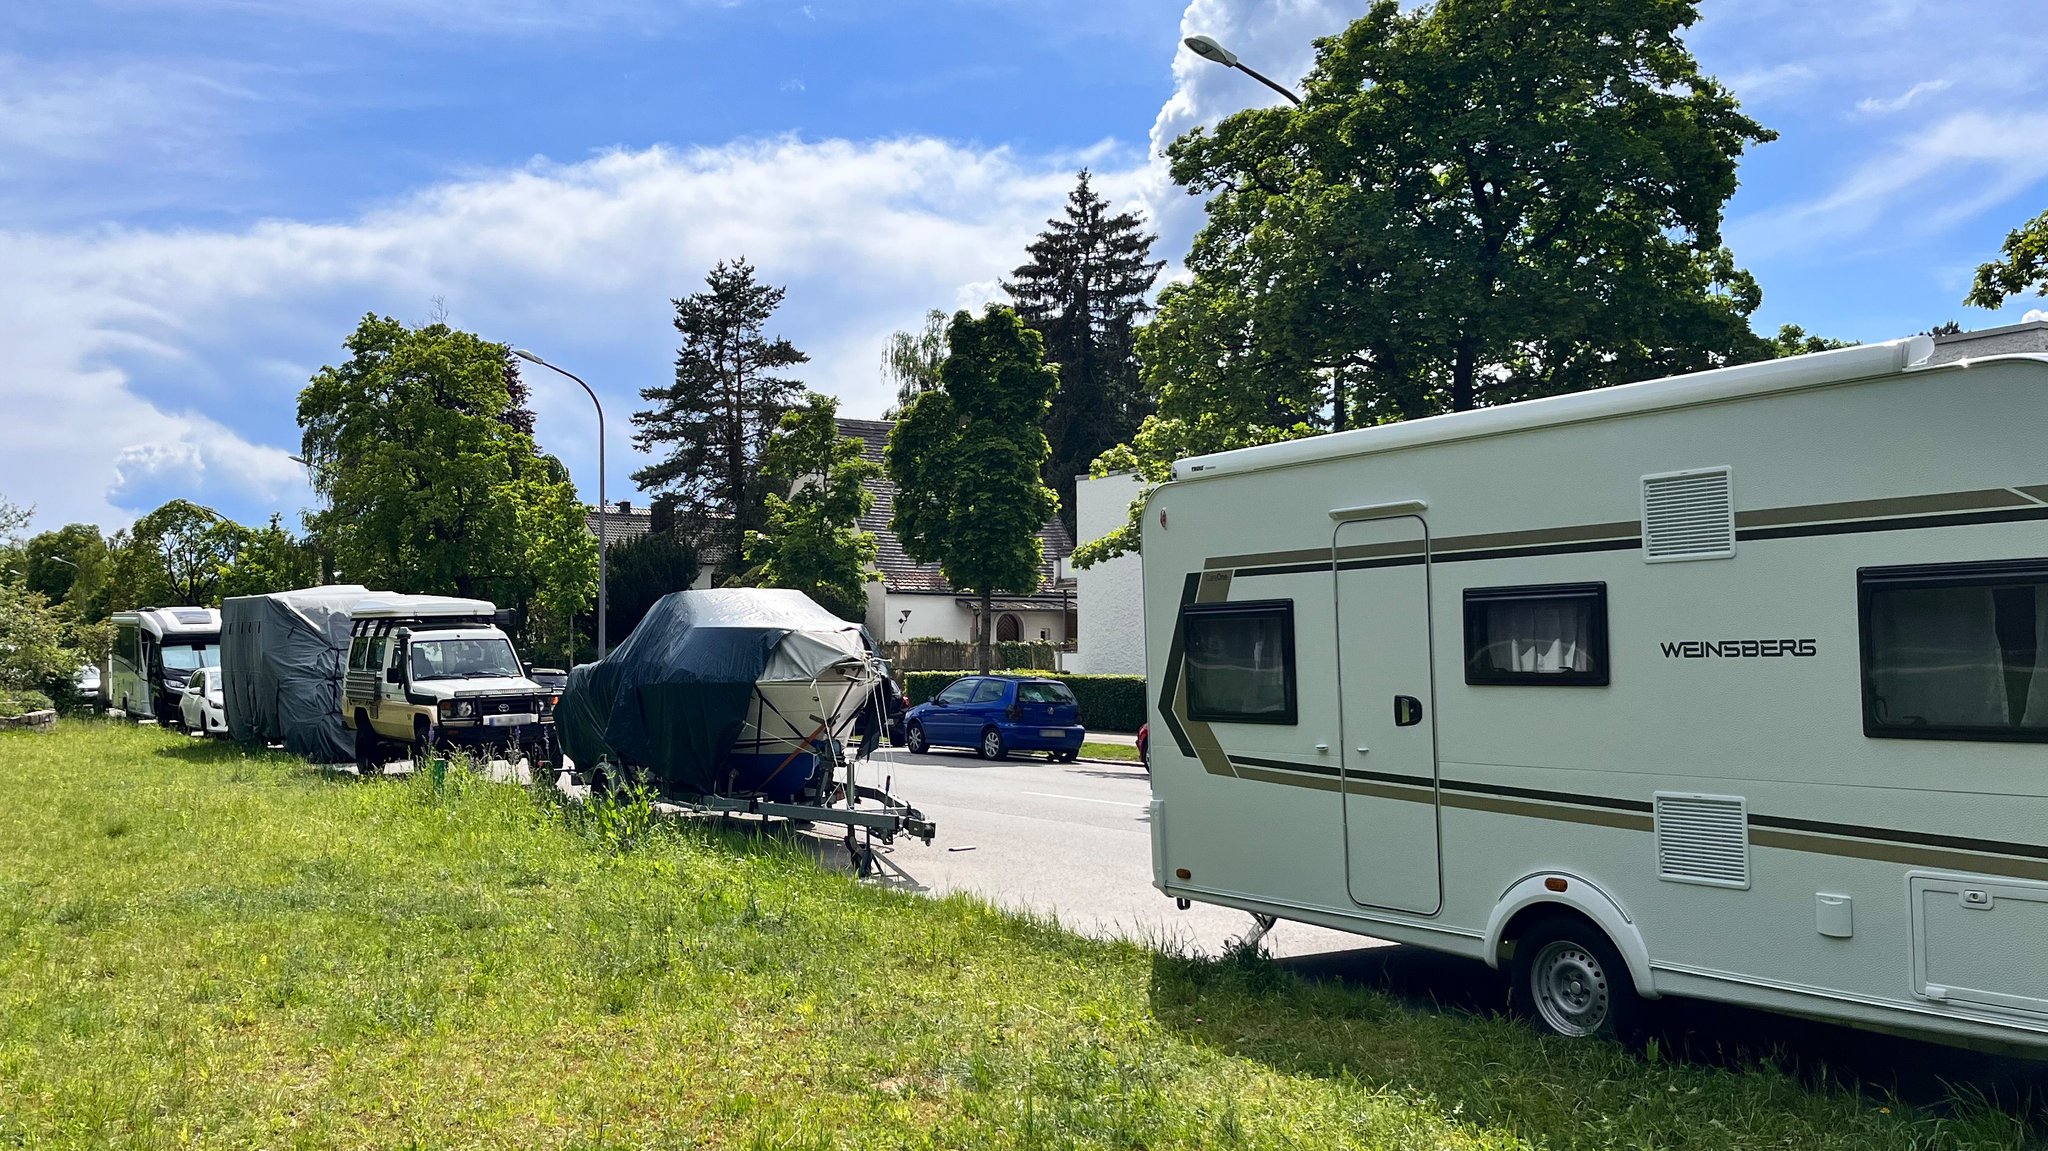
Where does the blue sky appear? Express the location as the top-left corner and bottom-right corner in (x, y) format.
(4, 0), (2048, 536)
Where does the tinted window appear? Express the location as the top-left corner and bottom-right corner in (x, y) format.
(1182, 600), (1297, 725)
(348, 637), (367, 671)
(1861, 559), (2048, 742)
(934, 680), (975, 705)
(161, 644), (221, 672)
(1463, 583), (1610, 686)
(969, 680), (1008, 704)
(1016, 682), (1074, 704)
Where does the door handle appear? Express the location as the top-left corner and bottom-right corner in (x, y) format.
(1354, 746), (1370, 754)
(1394, 695), (1424, 727)
(1314, 743), (1330, 753)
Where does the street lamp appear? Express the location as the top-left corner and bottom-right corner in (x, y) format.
(1183, 33), (1303, 106)
(511, 348), (609, 659)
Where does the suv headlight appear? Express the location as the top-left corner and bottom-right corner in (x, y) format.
(440, 700), (474, 718)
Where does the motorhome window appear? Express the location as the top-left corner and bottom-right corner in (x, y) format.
(1860, 559), (2048, 743)
(407, 638), (521, 681)
(1463, 583), (1609, 686)
(160, 644), (221, 673)
(348, 637), (367, 672)
(1182, 601), (1298, 725)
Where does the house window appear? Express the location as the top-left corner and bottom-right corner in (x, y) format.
(1181, 600), (1297, 725)
(1860, 559), (2048, 743)
(1463, 583), (1610, 686)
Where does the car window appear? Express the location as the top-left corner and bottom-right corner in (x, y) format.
(935, 680), (975, 705)
(188, 669), (206, 692)
(1016, 681), (1073, 704)
(969, 680), (1008, 704)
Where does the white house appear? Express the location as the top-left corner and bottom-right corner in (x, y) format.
(1070, 471), (1146, 675)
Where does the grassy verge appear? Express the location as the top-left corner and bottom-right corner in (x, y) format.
(0, 721), (2033, 1149)
(1080, 741), (1140, 762)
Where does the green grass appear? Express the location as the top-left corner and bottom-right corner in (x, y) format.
(0, 721), (2034, 1149)
(1079, 741), (1140, 762)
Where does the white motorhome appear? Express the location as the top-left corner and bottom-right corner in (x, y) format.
(340, 594), (556, 772)
(108, 607), (222, 722)
(1142, 337), (2048, 1052)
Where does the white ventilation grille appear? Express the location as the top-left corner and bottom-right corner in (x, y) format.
(1641, 467), (1735, 562)
(1654, 793), (1750, 889)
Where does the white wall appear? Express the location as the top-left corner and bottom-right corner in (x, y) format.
(881, 591), (978, 644)
(1071, 472), (1146, 676)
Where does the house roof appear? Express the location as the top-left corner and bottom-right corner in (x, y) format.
(583, 503), (654, 550)
(839, 416), (1073, 595)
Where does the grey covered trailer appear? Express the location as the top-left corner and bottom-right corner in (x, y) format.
(221, 585), (377, 763)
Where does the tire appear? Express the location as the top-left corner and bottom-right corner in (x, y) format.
(905, 722), (929, 754)
(354, 718), (380, 778)
(412, 718), (437, 767)
(978, 726), (1006, 761)
(1511, 916), (1642, 1041)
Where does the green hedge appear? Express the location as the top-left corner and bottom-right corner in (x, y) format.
(904, 671), (1147, 733)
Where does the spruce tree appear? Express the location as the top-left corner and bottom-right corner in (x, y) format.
(1004, 171), (1164, 533)
(631, 259), (808, 582)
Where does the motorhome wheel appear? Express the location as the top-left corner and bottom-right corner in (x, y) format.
(1511, 917), (1641, 1041)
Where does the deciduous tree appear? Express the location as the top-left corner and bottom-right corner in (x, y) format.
(1006, 170), (1163, 534)
(1079, 0), (1776, 565)
(1968, 207), (2048, 309)
(740, 393), (880, 621)
(22, 524), (111, 619)
(297, 315), (597, 648)
(632, 259), (807, 583)
(217, 515), (319, 601)
(886, 308), (1057, 674)
(881, 309), (948, 417)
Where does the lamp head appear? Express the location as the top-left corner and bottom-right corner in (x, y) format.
(512, 348), (541, 364)
(1183, 34), (1239, 67)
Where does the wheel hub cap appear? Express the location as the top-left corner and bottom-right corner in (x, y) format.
(1531, 942), (1610, 1037)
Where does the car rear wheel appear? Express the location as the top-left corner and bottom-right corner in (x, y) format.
(905, 722), (929, 754)
(979, 727), (1006, 761)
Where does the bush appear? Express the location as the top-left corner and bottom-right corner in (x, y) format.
(905, 671), (1147, 732)
(0, 689), (54, 718)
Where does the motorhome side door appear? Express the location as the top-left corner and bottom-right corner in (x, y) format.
(1334, 514), (1442, 915)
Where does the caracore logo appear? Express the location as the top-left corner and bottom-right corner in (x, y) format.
(1660, 639), (1818, 659)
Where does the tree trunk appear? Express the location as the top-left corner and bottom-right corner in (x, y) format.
(1452, 339), (1478, 412)
(977, 589), (994, 674)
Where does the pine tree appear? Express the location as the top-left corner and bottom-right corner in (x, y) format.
(631, 259), (808, 582)
(1004, 171), (1164, 533)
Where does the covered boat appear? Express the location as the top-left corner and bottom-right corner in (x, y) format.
(556, 588), (885, 800)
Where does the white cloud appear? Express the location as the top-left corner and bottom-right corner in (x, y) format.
(1855, 78), (1952, 115)
(1722, 62), (1817, 103)
(2025, 308), (2048, 324)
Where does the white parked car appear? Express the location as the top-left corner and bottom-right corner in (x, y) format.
(74, 663), (101, 700)
(177, 667), (227, 736)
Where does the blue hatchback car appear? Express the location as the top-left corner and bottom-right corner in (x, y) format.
(903, 675), (1086, 761)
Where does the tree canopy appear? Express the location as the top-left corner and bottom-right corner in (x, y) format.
(1968, 207), (2048, 310)
(881, 309), (948, 417)
(1005, 170), (1163, 535)
(632, 259), (807, 583)
(297, 314), (597, 654)
(740, 393), (881, 621)
(886, 307), (1058, 673)
(603, 529), (700, 648)
(1076, 0), (1779, 566)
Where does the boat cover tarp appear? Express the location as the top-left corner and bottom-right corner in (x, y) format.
(221, 585), (378, 763)
(556, 588), (868, 796)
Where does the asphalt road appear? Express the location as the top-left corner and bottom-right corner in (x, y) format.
(841, 745), (1373, 960)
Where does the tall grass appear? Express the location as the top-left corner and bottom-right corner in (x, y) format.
(0, 721), (2035, 1149)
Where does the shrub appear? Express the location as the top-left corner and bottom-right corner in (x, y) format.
(0, 689), (54, 718)
(905, 671), (1147, 732)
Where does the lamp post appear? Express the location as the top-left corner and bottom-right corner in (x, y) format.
(511, 349), (609, 659)
(1182, 34), (1303, 106)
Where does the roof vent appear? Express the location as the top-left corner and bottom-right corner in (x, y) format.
(1641, 467), (1734, 562)
(1654, 792), (1750, 889)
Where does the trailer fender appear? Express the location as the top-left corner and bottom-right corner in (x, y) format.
(1484, 873), (1658, 999)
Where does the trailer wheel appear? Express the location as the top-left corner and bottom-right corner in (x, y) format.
(904, 722), (928, 754)
(1511, 916), (1642, 1041)
(978, 727), (1006, 761)
(353, 717), (380, 778)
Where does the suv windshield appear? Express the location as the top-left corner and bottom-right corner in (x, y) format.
(161, 644), (221, 672)
(409, 638), (522, 681)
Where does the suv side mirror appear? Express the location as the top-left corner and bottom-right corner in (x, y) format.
(385, 665), (403, 684)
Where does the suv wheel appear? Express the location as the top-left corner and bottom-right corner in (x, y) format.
(979, 727), (1006, 761)
(354, 717), (380, 778)
(905, 722), (929, 754)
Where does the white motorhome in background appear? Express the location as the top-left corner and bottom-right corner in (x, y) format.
(107, 607), (222, 722)
(1142, 336), (2048, 1052)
